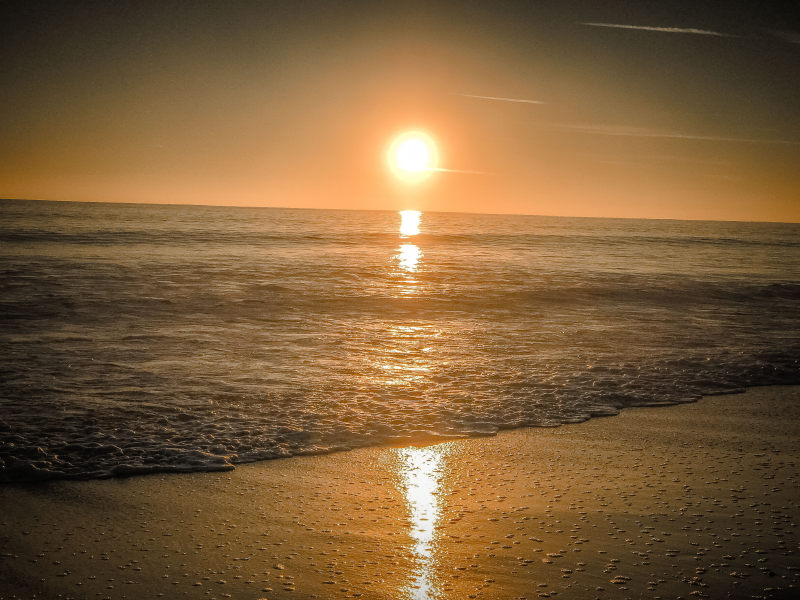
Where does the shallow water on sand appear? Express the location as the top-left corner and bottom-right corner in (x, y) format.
(1, 199), (799, 480)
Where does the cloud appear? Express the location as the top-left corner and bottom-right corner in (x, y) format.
(459, 93), (545, 105)
(550, 123), (800, 146)
(581, 22), (732, 37)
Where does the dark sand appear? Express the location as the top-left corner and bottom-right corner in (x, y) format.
(1, 386), (798, 599)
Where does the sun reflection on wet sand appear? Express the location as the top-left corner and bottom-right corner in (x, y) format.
(397, 445), (448, 600)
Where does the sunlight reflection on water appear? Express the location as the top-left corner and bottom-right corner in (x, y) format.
(398, 243), (421, 272)
(399, 210), (421, 237)
(394, 211), (423, 293)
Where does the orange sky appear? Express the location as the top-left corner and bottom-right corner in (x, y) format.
(1, 1), (798, 221)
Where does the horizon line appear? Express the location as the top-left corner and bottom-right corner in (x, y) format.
(2, 197), (797, 225)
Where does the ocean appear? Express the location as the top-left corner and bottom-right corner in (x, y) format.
(1, 199), (798, 481)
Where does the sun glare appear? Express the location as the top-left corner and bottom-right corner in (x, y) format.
(396, 138), (430, 172)
(388, 131), (438, 183)
(399, 210), (421, 236)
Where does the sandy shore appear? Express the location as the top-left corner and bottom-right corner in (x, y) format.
(1, 386), (798, 600)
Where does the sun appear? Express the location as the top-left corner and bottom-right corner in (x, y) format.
(387, 131), (439, 183)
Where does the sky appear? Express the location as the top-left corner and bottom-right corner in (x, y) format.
(1, 0), (798, 221)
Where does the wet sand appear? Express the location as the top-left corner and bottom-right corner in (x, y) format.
(1, 386), (798, 599)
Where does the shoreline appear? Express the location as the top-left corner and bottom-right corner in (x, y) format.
(1, 385), (798, 599)
(0, 385), (764, 485)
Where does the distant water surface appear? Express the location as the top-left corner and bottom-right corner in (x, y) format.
(1, 199), (798, 481)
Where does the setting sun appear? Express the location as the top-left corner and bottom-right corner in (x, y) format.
(387, 131), (438, 183)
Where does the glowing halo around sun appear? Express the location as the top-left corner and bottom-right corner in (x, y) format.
(387, 131), (439, 184)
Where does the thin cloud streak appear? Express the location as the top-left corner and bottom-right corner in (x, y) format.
(581, 22), (732, 37)
(550, 123), (800, 146)
(459, 93), (545, 105)
(427, 167), (490, 175)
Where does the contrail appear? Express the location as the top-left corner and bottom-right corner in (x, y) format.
(459, 93), (545, 105)
(426, 167), (490, 175)
(581, 22), (732, 37)
(550, 123), (800, 145)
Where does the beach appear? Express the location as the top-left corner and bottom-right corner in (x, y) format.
(1, 385), (798, 599)
(3, 3), (799, 598)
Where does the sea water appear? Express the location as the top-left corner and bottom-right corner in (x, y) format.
(1, 199), (798, 481)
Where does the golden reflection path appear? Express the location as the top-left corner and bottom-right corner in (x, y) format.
(398, 243), (421, 272)
(392, 209), (444, 598)
(399, 210), (421, 237)
(397, 445), (448, 600)
(394, 210), (423, 293)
